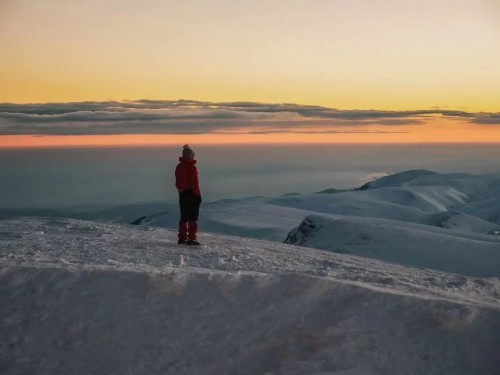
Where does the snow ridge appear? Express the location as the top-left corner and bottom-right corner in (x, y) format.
(1, 217), (500, 374)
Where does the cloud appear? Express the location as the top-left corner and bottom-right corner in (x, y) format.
(0, 100), (498, 136)
(468, 113), (500, 125)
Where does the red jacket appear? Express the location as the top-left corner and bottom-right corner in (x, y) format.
(175, 157), (201, 196)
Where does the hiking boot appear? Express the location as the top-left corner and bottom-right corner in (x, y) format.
(186, 240), (201, 246)
(178, 239), (187, 244)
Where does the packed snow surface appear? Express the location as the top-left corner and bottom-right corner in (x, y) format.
(1, 217), (500, 374)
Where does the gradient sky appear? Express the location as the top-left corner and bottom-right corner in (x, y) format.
(1, 0), (499, 146)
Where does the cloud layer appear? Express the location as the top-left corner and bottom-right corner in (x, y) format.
(0, 100), (498, 136)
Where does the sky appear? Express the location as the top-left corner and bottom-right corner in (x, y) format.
(1, 0), (499, 146)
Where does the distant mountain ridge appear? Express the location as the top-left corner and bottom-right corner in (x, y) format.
(2, 170), (500, 275)
(359, 169), (438, 189)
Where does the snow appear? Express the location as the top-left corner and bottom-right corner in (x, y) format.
(365, 170), (495, 195)
(1, 217), (500, 374)
(1, 170), (500, 373)
(284, 214), (500, 277)
(460, 196), (500, 225)
(102, 171), (498, 278)
(423, 210), (500, 234)
(4, 170), (499, 238)
(125, 171), (500, 240)
(139, 199), (311, 242)
(362, 170), (438, 188)
(4, 170), (500, 276)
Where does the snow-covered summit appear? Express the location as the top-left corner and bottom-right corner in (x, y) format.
(1, 217), (500, 374)
(359, 169), (438, 189)
(361, 170), (497, 193)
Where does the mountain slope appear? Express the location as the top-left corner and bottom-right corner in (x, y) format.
(1, 217), (499, 374)
(422, 210), (500, 234)
(134, 171), (500, 239)
(284, 215), (500, 277)
(3, 171), (499, 239)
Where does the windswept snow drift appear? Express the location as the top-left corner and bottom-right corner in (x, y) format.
(1, 217), (500, 374)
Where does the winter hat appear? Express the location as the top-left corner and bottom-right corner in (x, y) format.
(182, 144), (195, 159)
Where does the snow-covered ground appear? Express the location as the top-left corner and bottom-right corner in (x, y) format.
(126, 171), (500, 277)
(284, 215), (500, 277)
(1, 217), (500, 374)
(3, 170), (499, 278)
(129, 171), (500, 236)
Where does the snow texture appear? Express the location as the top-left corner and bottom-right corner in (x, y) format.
(1, 217), (500, 374)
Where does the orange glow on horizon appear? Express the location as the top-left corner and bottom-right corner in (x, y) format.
(1, 124), (499, 148)
(1, 112), (498, 148)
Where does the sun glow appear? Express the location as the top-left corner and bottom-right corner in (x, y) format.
(1, 1), (499, 146)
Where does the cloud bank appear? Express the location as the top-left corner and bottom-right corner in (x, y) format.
(0, 100), (497, 136)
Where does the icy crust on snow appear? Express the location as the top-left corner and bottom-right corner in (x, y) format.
(1, 217), (500, 374)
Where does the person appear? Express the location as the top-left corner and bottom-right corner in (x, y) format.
(175, 144), (202, 245)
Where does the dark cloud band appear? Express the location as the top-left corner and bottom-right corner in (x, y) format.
(0, 100), (497, 136)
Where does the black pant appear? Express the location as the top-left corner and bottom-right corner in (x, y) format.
(179, 190), (201, 222)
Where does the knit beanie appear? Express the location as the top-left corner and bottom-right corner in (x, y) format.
(182, 144), (195, 159)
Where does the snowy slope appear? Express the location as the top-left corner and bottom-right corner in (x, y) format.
(134, 198), (311, 242)
(272, 171), (499, 221)
(363, 170), (498, 195)
(133, 171), (500, 238)
(0, 203), (174, 224)
(358, 170), (438, 188)
(460, 196), (500, 225)
(276, 172), (500, 275)
(3, 170), (499, 238)
(284, 215), (500, 277)
(422, 210), (500, 234)
(2, 171), (499, 282)
(1, 217), (500, 374)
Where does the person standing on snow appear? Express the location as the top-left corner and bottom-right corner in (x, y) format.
(175, 144), (202, 245)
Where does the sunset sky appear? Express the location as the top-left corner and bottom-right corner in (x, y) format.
(1, 0), (499, 146)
